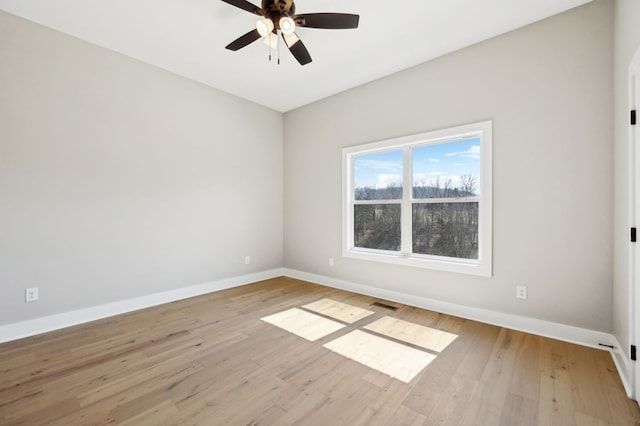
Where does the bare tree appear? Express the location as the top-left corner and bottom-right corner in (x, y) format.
(459, 174), (477, 196)
(356, 174), (479, 258)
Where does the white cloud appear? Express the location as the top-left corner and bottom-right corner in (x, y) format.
(444, 145), (480, 160)
(355, 159), (402, 172)
(428, 158), (439, 163)
(377, 174), (402, 188)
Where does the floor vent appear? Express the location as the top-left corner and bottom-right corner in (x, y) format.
(371, 301), (399, 311)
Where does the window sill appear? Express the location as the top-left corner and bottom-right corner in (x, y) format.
(343, 248), (492, 277)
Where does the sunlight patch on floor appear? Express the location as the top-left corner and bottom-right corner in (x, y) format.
(302, 298), (374, 324)
(261, 308), (345, 341)
(364, 316), (458, 352)
(261, 301), (459, 383)
(323, 330), (436, 383)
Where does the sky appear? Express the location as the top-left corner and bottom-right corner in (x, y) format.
(353, 138), (480, 190)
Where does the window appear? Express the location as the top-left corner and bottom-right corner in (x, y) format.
(342, 121), (492, 276)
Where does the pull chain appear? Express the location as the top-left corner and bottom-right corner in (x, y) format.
(277, 31), (281, 65)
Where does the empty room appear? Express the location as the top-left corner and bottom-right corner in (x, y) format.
(1, 0), (640, 424)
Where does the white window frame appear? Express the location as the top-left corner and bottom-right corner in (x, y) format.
(342, 120), (492, 277)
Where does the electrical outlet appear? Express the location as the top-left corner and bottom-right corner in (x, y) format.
(25, 287), (39, 302)
(516, 286), (527, 300)
(244, 256), (251, 265)
(329, 258), (335, 267)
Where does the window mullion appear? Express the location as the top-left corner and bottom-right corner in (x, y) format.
(354, 199), (400, 205)
(401, 147), (412, 255)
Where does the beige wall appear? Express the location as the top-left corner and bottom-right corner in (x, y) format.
(613, 0), (640, 384)
(284, 0), (614, 332)
(0, 11), (284, 325)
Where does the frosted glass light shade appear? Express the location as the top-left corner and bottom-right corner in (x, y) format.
(279, 17), (296, 35)
(263, 32), (278, 49)
(256, 18), (274, 37)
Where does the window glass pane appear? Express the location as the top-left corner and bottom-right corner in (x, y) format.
(412, 202), (478, 259)
(354, 151), (403, 200)
(412, 139), (480, 199)
(354, 204), (401, 251)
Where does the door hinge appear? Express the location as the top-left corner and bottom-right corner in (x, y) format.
(632, 110), (637, 126)
(632, 227), (637, 243)
(632, 345), (637, 361)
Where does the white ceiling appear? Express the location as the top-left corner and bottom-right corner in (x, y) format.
(0, 0), (592, 112)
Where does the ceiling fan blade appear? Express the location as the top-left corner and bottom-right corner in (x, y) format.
(226, 29), (262, 51)
(295, 13), (359, 29)
(283, 33), (312, 66)
(221, 0), (264, 16)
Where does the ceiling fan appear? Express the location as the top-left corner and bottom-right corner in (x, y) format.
(222, 0), (359, 66)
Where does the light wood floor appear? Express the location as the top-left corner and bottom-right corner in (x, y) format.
(1, 277), (639, 425)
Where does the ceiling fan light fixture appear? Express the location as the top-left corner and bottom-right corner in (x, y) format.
(263, 32), (278, 49)
(279, 17), (296, 35)
(256, 18), (274, 37)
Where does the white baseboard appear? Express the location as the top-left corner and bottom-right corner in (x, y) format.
(611, 336), (635, 398)
(283, 268), (617, 352)
(0, 268), (284, 344)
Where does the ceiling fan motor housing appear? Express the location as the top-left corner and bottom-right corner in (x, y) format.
(262, 0), (295, 18)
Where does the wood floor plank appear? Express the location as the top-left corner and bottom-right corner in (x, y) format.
(80, 361), (203, 417)
(567, 343), (613, 423)
(110, 388), (170, 424)
(0, 348), (34, 369)
(362, 369), (396, 388)
(405, 317), (479, 399)
(597, 354), (640, 426)
(353, 380), (413, 425)
(0, 349), (74, 392)
(119, 400), (179, 426)
(499, 393), (538, 426)
(424, 374), (478, 425)
(0, 277), (636, 425)
(574, 411), (612, 426)
(399, 385), (442, 418)
(48, 407), (116, 426)
(395, 306), (442, 328)
(39, 350), (147, 395)
(180, 369), (286, 425)
(509, 333), (542, 401)
(140, 353), (253, 418)
(460, 328), (524, 425)
(4, 397), (79, 425)
(36, 334), (207, 413)
(538, 338), (576, 426)
(455, 320), (502, 381)
(295, 384), (385, 426)
(277, 350), (347, 394)
(270, 388), (329, 425)
(388, 404), (427, 426)
(0, 383), (42, 413)
(246, 402), (288, 425)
